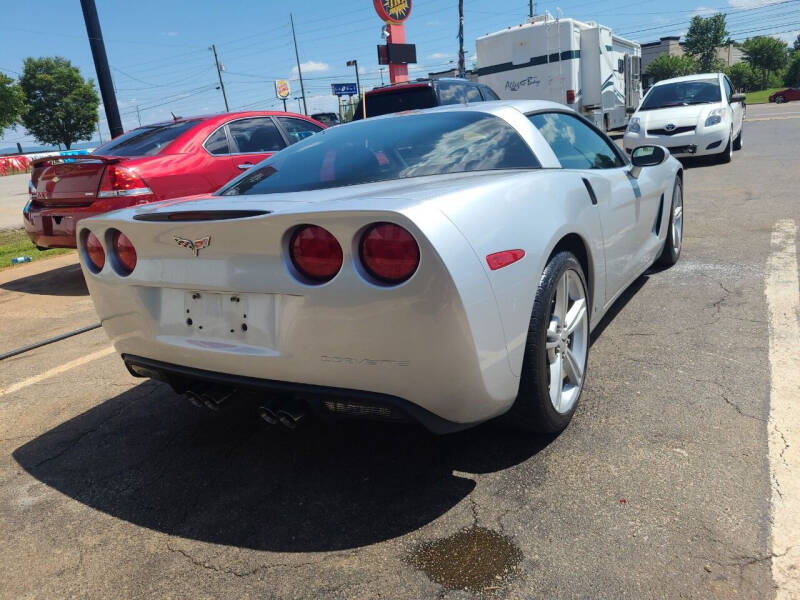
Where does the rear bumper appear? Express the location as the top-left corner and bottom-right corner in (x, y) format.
(24, 203), (100, 248)
(81, 206), (521, 428)
(123, 354), (475, 434)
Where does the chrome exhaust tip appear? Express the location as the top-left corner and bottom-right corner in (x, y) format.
(258, 406), (279, 425)
(277, 409), (305, 429)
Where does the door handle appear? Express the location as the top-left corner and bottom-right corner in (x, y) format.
(582, 178), (598, 205)
(237, 163), (254, 170)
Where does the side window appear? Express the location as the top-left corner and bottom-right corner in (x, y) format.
(277, 117), (323, 145)
(723, 77), (733, 101)
(437, 80), (465, 105)
(464, 84), (482, 103)
(479, 85), (500, 101)
(528, 112), (625, 170)
(203, 126), (230, 155)
(228, 117), (285, 153)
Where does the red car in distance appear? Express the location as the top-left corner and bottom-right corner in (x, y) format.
(24, 111), (325, 249)
(769, 88), (800, 103)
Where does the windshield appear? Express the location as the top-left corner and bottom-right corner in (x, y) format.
(640, 79), (721, 110)
(352, 86), (437, 120)
(220, 111), (538, 196)
(93, 120), (200, 157)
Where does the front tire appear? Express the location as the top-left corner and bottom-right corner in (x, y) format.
(655, 176), (683, 268)
(506, 252), (590, 433)
(775, 95), (786, 104)
(733, 125), (743, 151)
(716, 132), (733, 164)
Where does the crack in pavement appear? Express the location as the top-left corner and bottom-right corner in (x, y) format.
(166, 540), (316, 578)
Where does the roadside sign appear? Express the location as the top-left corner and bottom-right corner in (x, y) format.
(275, 80), (291, 100)
(331, 83), (359, 96)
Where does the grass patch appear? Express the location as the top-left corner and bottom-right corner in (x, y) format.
(0, 228), (73, 269)
(745, 88), (782, 104)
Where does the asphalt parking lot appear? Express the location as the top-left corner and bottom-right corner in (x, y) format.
(1, 101), (799, 599)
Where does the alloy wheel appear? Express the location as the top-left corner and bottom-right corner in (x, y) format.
(545, 269), (589, 414)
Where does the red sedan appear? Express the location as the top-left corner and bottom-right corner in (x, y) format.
(24, 111), (325, 249)
(769, 88), (800, 103)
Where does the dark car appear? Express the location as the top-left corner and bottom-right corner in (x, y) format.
(311, 112), (341, 126)
(352, 78), (500, 120)
(769, 88), (800, 103)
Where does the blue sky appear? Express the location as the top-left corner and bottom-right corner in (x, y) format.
(1, 0), (798, 148)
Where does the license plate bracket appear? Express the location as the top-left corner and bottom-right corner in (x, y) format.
(184, 291), (250, 338)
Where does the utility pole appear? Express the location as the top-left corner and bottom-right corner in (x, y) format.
(346, 59), (361, 97)
(458, 0), (465, 78)
(379, 68), (385, 85)
(529, 0), (534, 18)
(290, 14), (307, 115)
(210, 44), (229, 112)
(136, 105), (141, 126)
(80, 0), (123, 138)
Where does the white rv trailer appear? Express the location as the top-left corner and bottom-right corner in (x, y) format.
(476, 14), (642, 131)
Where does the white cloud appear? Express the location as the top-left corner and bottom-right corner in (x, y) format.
(428, 52), (452, 60)
(291, 61), (330, 78)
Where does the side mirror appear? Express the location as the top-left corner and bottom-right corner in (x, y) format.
(626, 106), (636, 115)
(630, 145), (668, 178)
(730, 93), (746, 104)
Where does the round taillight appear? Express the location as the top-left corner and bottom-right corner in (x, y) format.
(289, 225), (343, 282)
(359, 223), (420, 284)
(84, 231), (105, 271)
(111, 230), (137, 275)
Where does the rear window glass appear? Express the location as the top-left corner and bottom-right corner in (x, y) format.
(220, 111), (539, 196)
(94, 120), (199, 157)
(353, 86), (437, 120)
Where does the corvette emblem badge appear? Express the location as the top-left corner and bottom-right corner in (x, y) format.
(665, 123), (676, 131)
(174, 235), (211, 256)
(52, 176), (60, 183)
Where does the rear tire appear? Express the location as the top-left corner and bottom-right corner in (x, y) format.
(655, 177), (683, 268)
(775, 95), (786, 104)
(505, 252), (589, 433)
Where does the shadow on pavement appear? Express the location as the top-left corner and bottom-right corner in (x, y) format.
(13, 381), (552, 552)
(591, 274), (649, 345)
(0, 263), (87, 296)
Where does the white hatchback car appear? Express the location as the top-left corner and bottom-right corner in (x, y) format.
(623, 73), (745, 163)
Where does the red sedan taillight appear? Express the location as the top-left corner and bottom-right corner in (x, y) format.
(84, 231), (105, 271)
(289, 225), (343, 283)
(359, 223), (420, 284)
(110, 229), (137, 275)
(97, 165), (152, 199)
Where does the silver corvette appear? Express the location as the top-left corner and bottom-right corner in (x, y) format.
(78, 100), (684, 434)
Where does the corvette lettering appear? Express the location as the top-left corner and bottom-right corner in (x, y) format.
(321, 356), (409, 367)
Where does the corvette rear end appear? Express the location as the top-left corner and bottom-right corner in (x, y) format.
(78, 194), (516, 433)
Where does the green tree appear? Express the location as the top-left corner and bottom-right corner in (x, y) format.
(793, 34), (800, 53)
(742, 36), (789, 89)
(645, 54), (698, 83)
(684, 14), (729, 72)
(0, 73), (25, 136)
(19, 57), (99, 149)
(786, 52), (800, 86)
(726, 62), (759, 92)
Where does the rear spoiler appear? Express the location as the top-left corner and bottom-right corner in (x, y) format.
(30, 154), (122, 169)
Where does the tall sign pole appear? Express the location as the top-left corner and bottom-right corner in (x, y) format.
(290, 13), (307, 115)
(373, 0), (414, 84)
(79, 0), (123, 138)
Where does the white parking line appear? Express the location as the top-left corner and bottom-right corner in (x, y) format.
(747, 115), (800, 122)
(765, 219), (800, 599)
(0, 347), (115, 398)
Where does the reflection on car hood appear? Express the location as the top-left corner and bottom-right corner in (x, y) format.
(637, 103), (724, 127)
